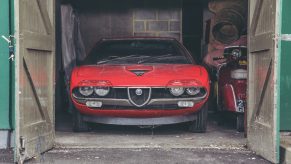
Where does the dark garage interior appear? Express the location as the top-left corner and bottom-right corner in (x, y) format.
(54, 0), (247, 141)
(56, 0), (246, 131)
(55, 0), (210, 130)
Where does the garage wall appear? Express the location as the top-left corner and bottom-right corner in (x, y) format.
(73, 0), (182, 54)
(133, 7), (181, 40)
(78, 5), (133, 53)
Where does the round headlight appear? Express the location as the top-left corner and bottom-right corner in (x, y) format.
(231, 49), (241, 59)
(169, 87), (184, 96)
(94, 87), (110, 96)
(186, 87), (200, 96)
(79, 86), (94, 96)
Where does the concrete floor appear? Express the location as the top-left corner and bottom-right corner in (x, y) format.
(55, 120), (246, 150)
(26, 148), (269, 164)
(37, 114), (270, 164)
(0, 149), (13, 164)
(55, 111), (246, 149)
(42, 112), (269, 164)
(1, 113), (271, 163)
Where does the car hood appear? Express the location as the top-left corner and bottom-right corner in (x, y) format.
(73, 64), (208, 87)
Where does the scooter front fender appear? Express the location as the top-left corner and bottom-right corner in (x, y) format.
(222, 84), (237, 112)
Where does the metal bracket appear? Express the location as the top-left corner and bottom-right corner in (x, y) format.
(19, 136), (26, 155)
(275, 34), (291, 41)
(1, 35), (15, 61)
(281, 34), (291, 41)
(1, 35), (11, 43)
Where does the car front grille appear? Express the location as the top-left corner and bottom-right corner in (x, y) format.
(127, 88), (151, 107)
(73, 87), (206, 99)
(72, 87), (207, 110)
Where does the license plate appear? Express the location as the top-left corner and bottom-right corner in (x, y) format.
(237, 100), (245, 113)
(239, 60), (247, 65)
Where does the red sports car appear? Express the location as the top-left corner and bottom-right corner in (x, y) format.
(70, 37), (210, 132)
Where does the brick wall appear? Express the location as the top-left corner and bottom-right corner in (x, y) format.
(133, 8), (182, 41)
(76, 0), (183, 53)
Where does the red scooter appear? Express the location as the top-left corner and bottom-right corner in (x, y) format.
(213, 46), (247, 132)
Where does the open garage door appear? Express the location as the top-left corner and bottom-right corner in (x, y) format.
(248, 0), (281, 163)
(14, 0), (55, 163)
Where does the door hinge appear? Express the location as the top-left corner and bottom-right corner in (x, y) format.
(19, 136), (26, 155)
(1, 35), (15, 61)
(275, 34), (291, 41)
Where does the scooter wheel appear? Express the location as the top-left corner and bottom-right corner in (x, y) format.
(236, 114), (244, 132)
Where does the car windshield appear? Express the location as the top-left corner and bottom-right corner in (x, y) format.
(82, 39), (193, 65)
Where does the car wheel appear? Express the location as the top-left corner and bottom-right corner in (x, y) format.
(189, 102), (208, 133)
(236, 114), (244, 132)
(72, 108), (89, 132)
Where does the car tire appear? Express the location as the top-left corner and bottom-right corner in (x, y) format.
(189, 102), (208, 133)
(72, 108), (89, 132)
(236, 114), (244, 132)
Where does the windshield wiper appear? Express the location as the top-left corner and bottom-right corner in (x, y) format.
(138, 54), (174, 64)
(97, 55), (150, 64)
(96, 56), (121, 64)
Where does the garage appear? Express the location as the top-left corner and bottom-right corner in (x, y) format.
(0, 0), (291, 163)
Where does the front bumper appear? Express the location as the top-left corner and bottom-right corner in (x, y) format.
(71, 87), (208, 118)
(82, 113), (198, 125)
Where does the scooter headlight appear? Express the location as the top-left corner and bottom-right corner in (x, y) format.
(79, 86), (94, 96)
(94, 87), (110, 96)
(169, 87), (184, 96)
(186, 87), (201, 96)
(231, 49), (241, 59)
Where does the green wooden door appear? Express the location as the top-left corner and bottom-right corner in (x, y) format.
(280, 0), (291, 131)
(14, 0), (55, 163)
(247, 0), (281, 163)
(0, 0), (11, 130)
